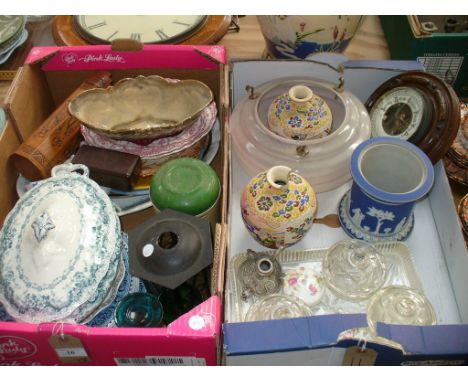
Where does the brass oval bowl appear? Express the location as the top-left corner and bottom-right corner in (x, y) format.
(68, 75), (213, 141)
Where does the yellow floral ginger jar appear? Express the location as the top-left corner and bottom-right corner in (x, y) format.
(267, 85), (332, 140)
(240, 165), (317, 249)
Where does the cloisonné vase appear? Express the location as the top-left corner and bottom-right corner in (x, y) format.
(240, 165), (317, 249)
(267, 85), (332, 140)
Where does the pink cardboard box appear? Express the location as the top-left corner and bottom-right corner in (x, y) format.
(0, 45), (229, 366)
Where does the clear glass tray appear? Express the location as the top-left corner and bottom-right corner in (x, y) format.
(226, 241), (427, 323)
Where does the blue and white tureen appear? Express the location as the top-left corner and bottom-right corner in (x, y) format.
(0, 164), (123, 323)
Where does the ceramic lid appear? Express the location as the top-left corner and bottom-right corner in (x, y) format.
(267, 85), (332, 140)
(128, 209), (213, 289)
(0, 164), (120, 323)
(150, 158), (220, 215)
(283, 267), (325, 307)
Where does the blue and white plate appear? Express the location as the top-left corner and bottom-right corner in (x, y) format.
(87, 251), (146, 327)
(15, 119), (220, 217)
(0, 29), (28, 65)
(0, 164), (120, 323)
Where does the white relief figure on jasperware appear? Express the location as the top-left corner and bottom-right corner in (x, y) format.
(351, 207), (365, 227)
(384, 228), (392, 234)
(393, 216), (407, 233)
(363, 226), (370, 231)
(366, 206), (395, 234)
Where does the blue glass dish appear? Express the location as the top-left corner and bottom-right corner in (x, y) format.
(114, 292), (163, 328)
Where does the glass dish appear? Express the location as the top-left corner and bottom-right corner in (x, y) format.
(226, 242), (425, 323)
(366, 285), (437, 335)
(245, 294), (312, 322)
(230, 76), (371, 192)
(114, 292), (163, 328)
(322, 240), (387, 301)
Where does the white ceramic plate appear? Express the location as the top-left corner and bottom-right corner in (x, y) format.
(0, 29), (28, 64)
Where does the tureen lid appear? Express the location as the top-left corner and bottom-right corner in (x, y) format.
(0, 164), (120, 322)
(267, 85), (333, 140)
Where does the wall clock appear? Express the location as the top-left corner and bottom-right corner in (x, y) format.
(365, 71), (460, 164)
(53, 15), (232, 46)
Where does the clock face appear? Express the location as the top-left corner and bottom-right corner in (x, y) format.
(74, 15), (207, 44)
(369, 87), (429, 140)
(366, 71), (460, 164)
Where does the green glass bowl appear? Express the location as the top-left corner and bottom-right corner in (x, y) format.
(150, 158), (220, 216)
(114, 292), (163, 328)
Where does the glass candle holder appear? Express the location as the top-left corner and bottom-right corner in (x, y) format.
(114, 292), (163, 328)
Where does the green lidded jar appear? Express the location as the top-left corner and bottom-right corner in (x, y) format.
(150, 158), (221, 217)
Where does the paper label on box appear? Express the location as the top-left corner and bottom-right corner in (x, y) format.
(342, 346), (378, 366)
(48, 335), (90, 364)
(115, 356), (206, 366)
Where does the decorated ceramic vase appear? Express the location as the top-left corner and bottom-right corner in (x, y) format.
(338, 137), (434, 242)
(257, 15), (365, 59)
(267, 85), (332, 140)
(240, 165), (317, 249)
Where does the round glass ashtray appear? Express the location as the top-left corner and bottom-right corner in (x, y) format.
(114, 292), (163, 328)
(322, 240), (387, 301)
(367, 286), (436, 334)
(244, 294), (312, 322)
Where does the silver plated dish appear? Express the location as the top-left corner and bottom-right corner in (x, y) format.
(68, 75), (214, 141)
